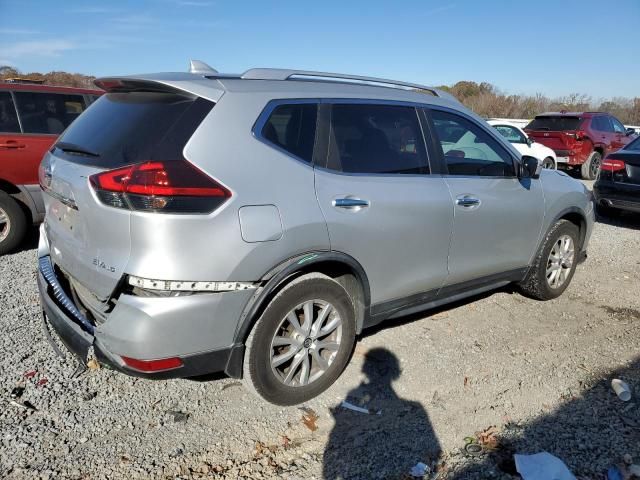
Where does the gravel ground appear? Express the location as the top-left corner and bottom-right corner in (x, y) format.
(1, 182), (640, 479)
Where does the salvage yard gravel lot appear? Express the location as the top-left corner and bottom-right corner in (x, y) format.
(1, 181), (640, 479)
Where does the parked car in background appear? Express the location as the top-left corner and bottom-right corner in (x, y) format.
(488, 120), (557, 169)
(0, 82), (101, 254)
(593, 136), (640, 216)
(524, 112), (637, 180)
(37, 63), (594, 405)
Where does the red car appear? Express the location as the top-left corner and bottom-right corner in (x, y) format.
(0, 82), (101, 254)
(524, 111), (637, 180)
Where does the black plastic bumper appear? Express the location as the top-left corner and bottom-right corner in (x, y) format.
(594, 181), (640, 213)
(38, 256), (242, 380)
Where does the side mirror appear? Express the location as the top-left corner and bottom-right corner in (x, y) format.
(626, 127), (636, 136)
(520, 155), (542, 179)
(526, 137), (533, 147)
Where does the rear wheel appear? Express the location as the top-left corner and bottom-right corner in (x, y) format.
(542, 157), (556, 169)
(0, 192), (27, 256)
(243, 273), (356, 405)
(519, 220), (580, 300)
(581, 151), (602, 180)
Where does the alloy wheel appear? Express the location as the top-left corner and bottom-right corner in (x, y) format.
(0, 207), (10, 243)
(270, 299), (343, 387)
(546, 234), (575, 289)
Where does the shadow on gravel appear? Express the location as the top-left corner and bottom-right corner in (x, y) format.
(323, 348), (442, 479)
(450, 356), (640, 479)
(12, 226), (39, 254)
(596, 211), (640, 231)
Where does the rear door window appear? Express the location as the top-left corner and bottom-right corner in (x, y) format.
(430, 109), (515, 177)
(0, 91), (20, 133)
(525, 116), (582, 131)
(326, 103), (429, 174)
(55, 92), (213, 168)
(14, 92), (88, 135)
(261, 103), (317, 163)
(592, 116), (613, 132)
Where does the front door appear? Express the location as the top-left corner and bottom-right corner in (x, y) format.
(314, 102), (453, 308)
(427, 108), (544, 286)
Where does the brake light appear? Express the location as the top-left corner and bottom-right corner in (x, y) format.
(90, 160), (231, 213)
(574, 130), (588, 141)
(601, 158), (626, 172)
(121, 355), (183, 372)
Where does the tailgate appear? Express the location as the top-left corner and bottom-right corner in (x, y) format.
(527, 131), (571, 151)
(43, 152), (131, 300)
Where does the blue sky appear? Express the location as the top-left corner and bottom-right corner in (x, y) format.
(0, 0), (638, 99)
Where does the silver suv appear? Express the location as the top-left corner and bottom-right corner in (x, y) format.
(37, 62), (594, 405)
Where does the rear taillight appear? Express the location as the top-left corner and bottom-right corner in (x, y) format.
(601, 158), (626, 172)
(572, 130), (588, 141)
(89, 160), (231, 214)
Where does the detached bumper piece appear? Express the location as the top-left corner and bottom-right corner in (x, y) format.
(37, 255), (242, 379)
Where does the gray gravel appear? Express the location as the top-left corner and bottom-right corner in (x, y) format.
(1, 184), (640, 479)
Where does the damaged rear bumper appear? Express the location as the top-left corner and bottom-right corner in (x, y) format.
(37, 255), (244, 379)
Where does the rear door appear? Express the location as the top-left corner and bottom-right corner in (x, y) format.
(427, 107), (544, 285)
(9, 91), (90, 186)
(0, 90), (27, 183)
(314, 102), (453, 308)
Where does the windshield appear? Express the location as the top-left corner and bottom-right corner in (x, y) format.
(525, 116), (582, 131)
(626, 136), (640, 151)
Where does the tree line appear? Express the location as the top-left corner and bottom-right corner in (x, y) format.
(2, 66), (638, 124)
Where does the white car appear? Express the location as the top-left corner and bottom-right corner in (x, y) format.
(488, 120), (557, 169)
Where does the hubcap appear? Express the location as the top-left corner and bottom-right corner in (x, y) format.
(0, 207), (10, 243)
(546, 234), (575, 289)
(270, 299), (343, 387)
(591, 156), (601, 177)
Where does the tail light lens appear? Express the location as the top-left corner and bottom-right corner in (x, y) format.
(573, 130), (587, 141)
(601, 158), (626, 172)
(89, 160), (231, 214)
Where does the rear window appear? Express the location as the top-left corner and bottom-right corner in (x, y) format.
(525, 116), (582, 131)
(55, 92), (213, 168)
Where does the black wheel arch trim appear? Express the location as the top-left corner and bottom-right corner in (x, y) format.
(548, 206), (589, 251)
(232, 251), (371, 346)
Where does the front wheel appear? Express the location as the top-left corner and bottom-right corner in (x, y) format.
(542, 157), (556, 169)
(243, 273), (356, 405)
(519, 220), (580, 300)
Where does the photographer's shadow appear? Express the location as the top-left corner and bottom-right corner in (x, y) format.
(323, 348), (441, 479)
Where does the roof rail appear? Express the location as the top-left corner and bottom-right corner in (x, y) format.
(189, 59), (218, 75)
(240, 68), (449, 98)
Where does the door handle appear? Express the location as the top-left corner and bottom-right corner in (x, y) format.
(0, 142), (26, 149)
(456, 195), (480, 207)
(333, 198), (370, 209)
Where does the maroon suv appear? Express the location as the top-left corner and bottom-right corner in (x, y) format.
(524, 112), (637, 180)
(0, 82), (101, 254)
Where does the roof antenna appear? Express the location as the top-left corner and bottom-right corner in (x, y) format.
(189, 59), (218, 75)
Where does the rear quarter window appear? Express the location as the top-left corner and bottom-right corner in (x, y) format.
(260, 103), (317, 163)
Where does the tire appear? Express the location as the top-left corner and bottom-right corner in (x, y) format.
(542, 157), (556, 169)
(0, 192), (28, 256)
(581, 151), (602, 180)
(518, 219), (580, 300)
(243, 273), (356, 405)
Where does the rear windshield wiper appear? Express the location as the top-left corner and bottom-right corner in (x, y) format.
(55, 142), (100, 157)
